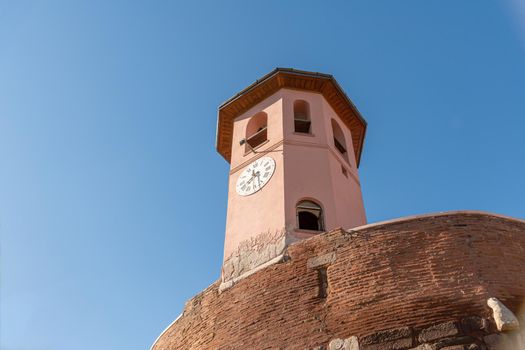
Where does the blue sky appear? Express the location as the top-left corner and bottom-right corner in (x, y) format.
(1, 1), (524, 349)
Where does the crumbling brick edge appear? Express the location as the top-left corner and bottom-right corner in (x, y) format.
(219, 252), (288, 292)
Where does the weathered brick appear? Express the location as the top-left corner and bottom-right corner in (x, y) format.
(433, 336), (474, 349)
(460, 316), (488, 334)
(361, 327), (412, 344)
(418, 321), (459, 342)
(150, 213), (525, 350)
(483, 334), (500, 349)
(361, 337), (413, 350)
(409, 345), (432, 350)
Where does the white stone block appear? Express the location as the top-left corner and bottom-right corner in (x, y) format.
(328, 336), (359, 350)
(487, 297), (520, 331)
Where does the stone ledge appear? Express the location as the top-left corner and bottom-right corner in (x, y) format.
(307, 252), (337, 269)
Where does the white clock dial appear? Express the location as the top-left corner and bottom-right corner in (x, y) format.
(235, 156), (276, 196)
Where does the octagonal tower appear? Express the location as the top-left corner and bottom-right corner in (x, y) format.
(216, 68), (367, 288)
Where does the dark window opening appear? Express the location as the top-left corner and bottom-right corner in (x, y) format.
(246, 127), (267, 149)
(298, 211), (319, 230)
(341, 165), (348, 178)
(245, 112), (268, 151)
(294, 119), (311, 133)
(294, 100), (311, 134)
(334, 137), (347, 155)
(331, 119), (349, 163)
(297, 200), (324, 231)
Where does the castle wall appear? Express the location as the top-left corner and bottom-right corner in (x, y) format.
(154, 212), (525, 350)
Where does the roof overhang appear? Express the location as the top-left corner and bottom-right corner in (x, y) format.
(215, 68), (367, 167)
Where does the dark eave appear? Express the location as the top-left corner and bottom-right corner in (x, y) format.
(216, 68), (367, 167)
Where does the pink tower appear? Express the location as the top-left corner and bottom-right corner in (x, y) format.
(216, 68), (367, 289)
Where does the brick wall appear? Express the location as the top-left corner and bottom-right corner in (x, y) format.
(152, 212), (525, 350)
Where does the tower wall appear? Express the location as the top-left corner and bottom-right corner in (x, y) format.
(152, 212), (525, 350)
(281, 89), (366, 242)
(222, 89), (366, 287)
(224, 93), (286, 263)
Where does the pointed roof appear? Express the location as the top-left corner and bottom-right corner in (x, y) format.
(216, 68), (367, 166)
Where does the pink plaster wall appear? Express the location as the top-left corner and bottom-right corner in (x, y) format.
(224, 93), (286, 261)
(229, 93), (284, 170)
(281, 89), (366, 238)
(223, 88), (366, 263)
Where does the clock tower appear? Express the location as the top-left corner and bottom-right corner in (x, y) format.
(153, 67), (525, 350)
(216, 68), (367, 289)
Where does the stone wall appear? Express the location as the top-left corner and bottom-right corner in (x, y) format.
(221, 228), (287, 290)
(326, 313), (525, 349)
(152, 212), (525, 350)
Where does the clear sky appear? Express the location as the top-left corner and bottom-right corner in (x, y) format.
(1, 1), (524, 349)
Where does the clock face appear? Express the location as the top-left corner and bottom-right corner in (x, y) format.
(235, 156), (276, 196)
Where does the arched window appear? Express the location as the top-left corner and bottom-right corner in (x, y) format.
(331, 119), (348, 162)
(297, 200), (324, 231)
(245, 112), (268, 150)
(293, 100), (311, 134)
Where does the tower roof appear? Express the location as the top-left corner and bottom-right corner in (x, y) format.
(215, 68), (368, 166)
